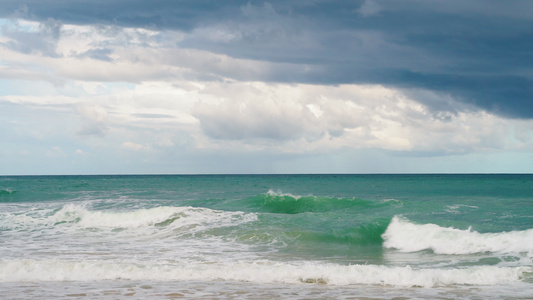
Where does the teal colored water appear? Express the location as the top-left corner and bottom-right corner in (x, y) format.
(1, 174), (532, 298)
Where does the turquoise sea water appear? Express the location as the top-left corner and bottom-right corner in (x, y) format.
(1, 174), (532, 299)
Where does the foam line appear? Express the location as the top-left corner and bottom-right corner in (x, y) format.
(1, 259), (529, 287)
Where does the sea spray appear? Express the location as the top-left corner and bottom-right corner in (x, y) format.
(382, 216), (533, 255)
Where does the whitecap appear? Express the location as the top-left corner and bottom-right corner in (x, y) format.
(382, 216), (533, 255)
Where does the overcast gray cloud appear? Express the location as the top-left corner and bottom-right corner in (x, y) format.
(1, 0), (531, 118)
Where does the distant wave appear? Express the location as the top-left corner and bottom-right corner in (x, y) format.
(0, 258), (529, 287)
(383, 216), (533, 255)
(246, 190), (401, 214)
(0, 189), (17, 197)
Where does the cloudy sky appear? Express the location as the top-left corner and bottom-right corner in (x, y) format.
(1, 0), (532, 174)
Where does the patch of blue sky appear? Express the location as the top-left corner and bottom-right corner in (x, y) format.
(73, 81), (136, 97)
(104, 82), (136, 91)
(0, 79), (52, 96)
(0, 18), (38, 32)
(0, 78), (135, 97)
(0, 79), (22, 96)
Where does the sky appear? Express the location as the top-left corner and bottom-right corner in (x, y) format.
(0, 0), (532, 175)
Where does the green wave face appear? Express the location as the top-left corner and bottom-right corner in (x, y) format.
(0, 189), (18, 197)
(295, 220), (390, 246)
(188, 191), (401, 261)
(224, 192), (397, 262)
(250, 216), (391, 263)
(246, 192), (392, 214)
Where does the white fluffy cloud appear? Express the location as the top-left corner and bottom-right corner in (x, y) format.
(191, 82), (529, 154)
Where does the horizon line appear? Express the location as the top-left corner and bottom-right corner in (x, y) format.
(1, 172), (532, 177)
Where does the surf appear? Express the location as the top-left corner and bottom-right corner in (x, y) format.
(1, 204), (258, 234)
(1, 258), (530, 288)
(382, 216), (533, 255)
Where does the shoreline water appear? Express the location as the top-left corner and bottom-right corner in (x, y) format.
(2, 280), (532, 299)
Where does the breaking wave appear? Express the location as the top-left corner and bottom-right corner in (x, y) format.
(383, 216), (533, 255)
(1, 204), (257, 233)
(246, 190), (400, 214)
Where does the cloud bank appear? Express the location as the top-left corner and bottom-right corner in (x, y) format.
(0, 1), (532, 174)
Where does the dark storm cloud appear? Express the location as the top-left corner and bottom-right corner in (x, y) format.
(1, 17), (61, 57)
(1, 0), (532, 118)
(0, 0), (233, 30)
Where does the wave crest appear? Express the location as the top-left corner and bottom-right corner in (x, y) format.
(0, 189), (18, 200)
(250, 190), (397, 214)
(2, 204), (257, 233)
(382, 216), (533, 255)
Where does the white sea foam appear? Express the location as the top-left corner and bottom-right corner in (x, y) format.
(1, 204), (257, 234)
(266, 189), (303, 200)
(383, 216), (533, 255)
(445, 204), (479, 214)
(0, 259), (529, 288)
(56, 204), (255, 229)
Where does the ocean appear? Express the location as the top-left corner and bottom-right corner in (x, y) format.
(1, 174), (532, 299)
